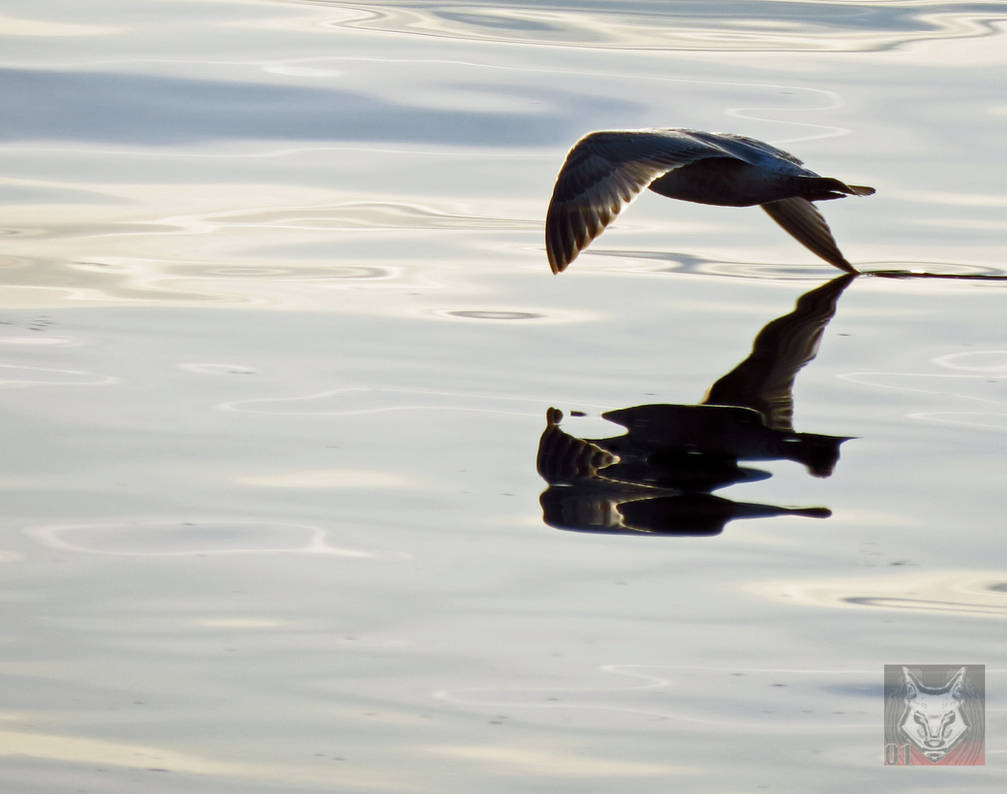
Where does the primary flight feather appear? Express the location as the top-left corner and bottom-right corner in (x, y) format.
(545, 128), (874, 274)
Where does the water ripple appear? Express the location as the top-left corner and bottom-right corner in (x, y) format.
(748, 570), (1007, 618)
(423, 307), (594, 323)
(838, 368), (1006, 430)
(26, 520), (374, 558)
(178, 362), (258, 376)
(436, 663), (879, 731)
(221, 386), (592, 417)
(195, 201), (537, 232)
(0, 364), (116, 388)
(588, 250), (1007, 283)
(310, 1), (1007, 53)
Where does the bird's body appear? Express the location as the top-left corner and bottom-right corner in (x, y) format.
(545, 128), (874, 273)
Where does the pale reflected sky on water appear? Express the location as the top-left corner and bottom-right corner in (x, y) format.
(0, 2), (1006, 791)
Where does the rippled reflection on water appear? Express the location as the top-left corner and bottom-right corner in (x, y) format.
(310, 0), (1007, 53)
(750, 570), (1007, 619)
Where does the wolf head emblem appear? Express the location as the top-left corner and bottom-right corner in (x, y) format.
(899, 666), (969, 762)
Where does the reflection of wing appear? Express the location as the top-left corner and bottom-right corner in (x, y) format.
(540, 483), (830, 536)
(536, 407), (619, 482)
(761, 197), (856, 273)
(702, 274), (855, 431)
(545, 130), (737, 273)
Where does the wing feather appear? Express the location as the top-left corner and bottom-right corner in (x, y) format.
(760, 197), (857, 273)
(545, 130), (734, 273)
(705, 132), (806, 167)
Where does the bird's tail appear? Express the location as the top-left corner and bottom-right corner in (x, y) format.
(799, 177), (875, 200)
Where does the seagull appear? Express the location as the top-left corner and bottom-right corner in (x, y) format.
(545, 128), (875, 274)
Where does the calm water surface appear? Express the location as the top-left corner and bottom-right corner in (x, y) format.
(1, 1), (1006, 791)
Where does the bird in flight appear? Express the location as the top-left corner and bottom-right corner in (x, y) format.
(545, 128), (874, 274)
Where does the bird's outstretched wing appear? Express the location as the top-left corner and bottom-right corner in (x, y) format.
(689, 131), (807, 168)
(545, 130), (735, 273)
(760, 197), (857, 273)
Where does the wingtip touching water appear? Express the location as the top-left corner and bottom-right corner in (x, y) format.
(545, 128), (875, 274)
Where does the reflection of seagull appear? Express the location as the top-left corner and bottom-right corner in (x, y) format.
(536, 274), (856, 535)
(545, 129), (874, 274)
